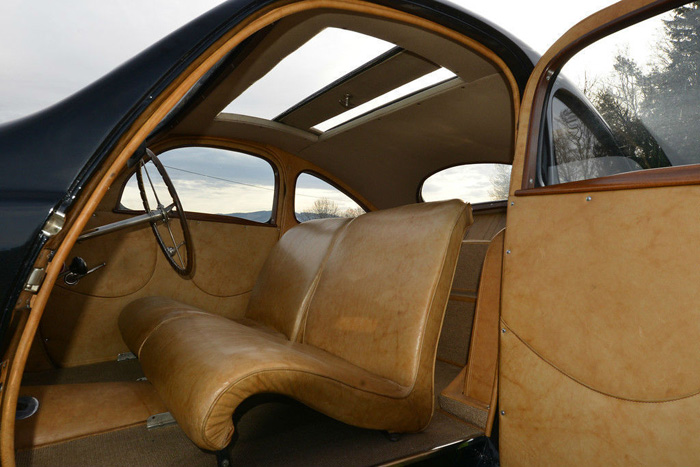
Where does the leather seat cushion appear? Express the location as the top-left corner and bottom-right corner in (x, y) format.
(119, 296), (212, 358)
(120, 297), (286, 359)
(138, 312), (411, 450)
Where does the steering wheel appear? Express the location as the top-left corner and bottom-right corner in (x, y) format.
(136, 149), (194, 276)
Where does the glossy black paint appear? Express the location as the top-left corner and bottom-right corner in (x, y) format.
(0, 0), (536, 344)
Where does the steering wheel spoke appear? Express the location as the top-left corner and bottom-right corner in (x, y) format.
(136, 149), (194, 276)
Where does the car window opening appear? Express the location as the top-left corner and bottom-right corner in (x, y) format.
(220, 28), (395, 120)
(311, 68), (456, 132)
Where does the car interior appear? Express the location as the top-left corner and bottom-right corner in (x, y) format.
(11, 6), (518, 466)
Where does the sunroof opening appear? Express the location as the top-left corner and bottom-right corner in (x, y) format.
(221, 28), (395, 119)
(311, 68), (456, 132)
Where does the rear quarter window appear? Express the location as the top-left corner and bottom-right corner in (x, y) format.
(421, 164), (511, 204)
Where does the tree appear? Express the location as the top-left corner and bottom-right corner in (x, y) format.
(343, 207), (365, 218)
(488, 164), (511, 200)
(638, 2), (700, 164)
(555, 3), (700, 176)
(298, 199), (365, 222)
(298, 198), (341, 221)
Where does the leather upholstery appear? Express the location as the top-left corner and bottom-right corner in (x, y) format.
(119, 200), (471, 451)
(120, 296), (213, 358)
(304, 201), (469, 386)
(464, 229), (503, 404)
(120, 218), (351, 353)
(246, 217), (351, 340)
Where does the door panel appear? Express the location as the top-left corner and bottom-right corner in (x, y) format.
(501, 0), (695, 462)
(502, 187), (700, 402)
(54, 212), (157, 297)
(41, 215), (279, 367)
(500, 329), (700, 465)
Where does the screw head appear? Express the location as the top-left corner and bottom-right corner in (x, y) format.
(501, 410), (506, 416)
(506, 250), (511, 255)
(586, 196), (592, 202)
(501, 328), (506, 334)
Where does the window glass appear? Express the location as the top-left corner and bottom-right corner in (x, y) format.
(121, 147), (276, 223)
(421, 164), (512, 204)
(549, 92), (641, 184)
(544, 3), (698, 185)
(295, 172), (365, 222)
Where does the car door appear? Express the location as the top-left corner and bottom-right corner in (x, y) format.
(500, 0), (700, 463)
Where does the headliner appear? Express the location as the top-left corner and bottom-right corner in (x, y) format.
(163, 9), (517, 209)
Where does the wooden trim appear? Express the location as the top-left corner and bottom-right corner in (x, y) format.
(515, 164), (700, 197)
(436, 356), (468, 368)
(180, 211), (277, 227)
(450, 291), (477, 303)
(0, 2), (522, 465)
(471, 200), (508, 213)
(512, 0), (685, 194)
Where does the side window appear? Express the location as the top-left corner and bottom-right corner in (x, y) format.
(548, 91), (640, 184)
(421, 164), (512, 204)
(542, 3), (696, 185)
(121, 147), (276, 223)
(294, 172), (365, 222)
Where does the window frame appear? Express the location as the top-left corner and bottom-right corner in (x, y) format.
(115, 142), (280, 227)
(518, 0), (694, 196)
(293, 170), (369, 223)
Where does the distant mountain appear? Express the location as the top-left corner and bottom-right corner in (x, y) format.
(224, 210), (272, 223)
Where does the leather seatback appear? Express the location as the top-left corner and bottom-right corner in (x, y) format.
(304, 200), (471, 386)
(245, 217), (351, 340)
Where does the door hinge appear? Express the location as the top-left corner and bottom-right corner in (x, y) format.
(41, 210), (65, 238)
(24, 268), (46, 293)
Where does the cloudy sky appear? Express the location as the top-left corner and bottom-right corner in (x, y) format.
(3, 0), (634, 211)
(0, 0), (620, 124)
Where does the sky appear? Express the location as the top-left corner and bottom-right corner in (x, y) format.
(0, 0), (620, 124)
(1, 0), (632, 210)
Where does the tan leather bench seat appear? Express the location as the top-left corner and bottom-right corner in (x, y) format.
(119, 200), (471, 452)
